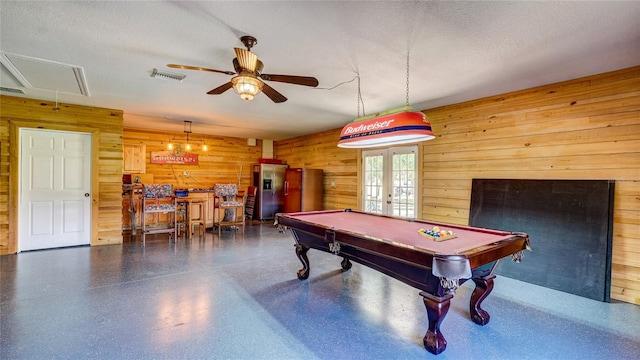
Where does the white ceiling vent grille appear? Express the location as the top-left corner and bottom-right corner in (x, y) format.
(0, 87), (25, 94)
(151, 68), (186, 82)
(0, 52), (90, 96)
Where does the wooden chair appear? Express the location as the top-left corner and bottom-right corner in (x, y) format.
(188, 199), (206, 239)
(213, 184), (246, 236)
(175, 198), (205, 239)
(140, 184), (176, 245)
(175, 197), (189, 238)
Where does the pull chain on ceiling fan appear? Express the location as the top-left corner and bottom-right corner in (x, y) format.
(167, 36), (318, 103)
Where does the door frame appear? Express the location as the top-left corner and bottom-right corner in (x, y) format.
(8, 120), (100, 253)
(356, 145), (422, 218)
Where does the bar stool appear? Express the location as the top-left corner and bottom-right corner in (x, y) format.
(213, 184), (246, 236)
(188, 199), (206, 239)
(140, 184), (176, 245)
(175, 198), (189, 238)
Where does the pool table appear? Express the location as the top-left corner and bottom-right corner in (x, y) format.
(276, 209), (530, 355)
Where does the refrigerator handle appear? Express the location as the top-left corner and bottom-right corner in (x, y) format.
(284, 181), (288, 196)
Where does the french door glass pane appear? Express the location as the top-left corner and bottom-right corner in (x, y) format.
(362, 147), (417, 216)
(392, 152), (416, 218)
(364, 154), (383, 213)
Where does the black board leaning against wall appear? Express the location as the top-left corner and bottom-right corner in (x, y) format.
(469, 179), (615, 302)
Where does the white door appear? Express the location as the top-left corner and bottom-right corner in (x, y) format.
(362, 146), (417, 217)
(19, 129), (92, 251)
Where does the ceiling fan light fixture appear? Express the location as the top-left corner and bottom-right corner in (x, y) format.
(231, 74), (263, 101)
(168, 35), (317, 103)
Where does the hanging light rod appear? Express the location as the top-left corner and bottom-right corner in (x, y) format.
(167, 120), (208, 152)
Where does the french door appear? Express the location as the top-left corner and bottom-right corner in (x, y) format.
(362, 146), (418, 217)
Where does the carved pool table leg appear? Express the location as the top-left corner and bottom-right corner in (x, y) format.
(420, 291), (454, 355)
(340, 257), (352, 271)
(295, 244), (310, 280)
(470, 274), (496, 325)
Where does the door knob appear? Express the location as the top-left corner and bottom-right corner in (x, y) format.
(84, 193), (90, 197)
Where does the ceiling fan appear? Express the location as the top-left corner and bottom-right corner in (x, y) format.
(167, 35), (319, 103)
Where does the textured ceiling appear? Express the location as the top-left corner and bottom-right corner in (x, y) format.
(1, 1), (639, 140)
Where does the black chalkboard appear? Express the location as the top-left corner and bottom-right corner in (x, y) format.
(469, 179), (614, 302)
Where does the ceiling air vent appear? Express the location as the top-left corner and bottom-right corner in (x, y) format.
(0, 52), (90, 96)
(0, 86), (25, 94)
(151, 68), (186, 82)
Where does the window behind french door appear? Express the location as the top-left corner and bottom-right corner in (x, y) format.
(362, 146), (418, 217)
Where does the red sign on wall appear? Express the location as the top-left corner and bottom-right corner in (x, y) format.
(150, 151), (199, 165)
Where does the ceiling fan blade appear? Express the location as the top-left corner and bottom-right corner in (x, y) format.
(207, 82), (233, 95)
(233, 48), (258, 72)
(261, 83), (287, 103)
(167, 64), (235, 75)
(259, 74), (319, 87)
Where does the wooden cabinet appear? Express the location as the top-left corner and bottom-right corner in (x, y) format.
(123, 143), (146, 173)
(187, 192), (217, 228)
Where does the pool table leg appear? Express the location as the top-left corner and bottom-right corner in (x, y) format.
(340, 257), (352, 271)
(420, 291), (454, 355)
(295, 243), (310, 280)
(470, 274), (496, 325)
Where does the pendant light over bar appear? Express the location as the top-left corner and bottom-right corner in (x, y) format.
(167, 120), (208, 152)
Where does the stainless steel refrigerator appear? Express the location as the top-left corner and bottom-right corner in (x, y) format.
(252, 163), (288, 220)
(284, 168), (324, 213)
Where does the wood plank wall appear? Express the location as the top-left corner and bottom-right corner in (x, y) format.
(275, 66), (640, 304)
(123, 127), (262, 190)
(422, 66), (640, 304)
(2, 66), (638, 302)
(0, 96), (124, 254)
(274, 128), (359, 210)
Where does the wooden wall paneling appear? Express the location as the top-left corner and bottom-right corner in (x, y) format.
(275, 128), (359, 211)
(0, 95), (124, 254)
(123, 127), (262, 191)
(610, 180), (640, 303)
(420, 66), (640, 303)
(0, 117), (9, 254)
(275, 68), (639, 309)
(3, 67), (638, 304)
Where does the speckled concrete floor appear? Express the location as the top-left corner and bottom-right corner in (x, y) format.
(1, 224), (639, 359)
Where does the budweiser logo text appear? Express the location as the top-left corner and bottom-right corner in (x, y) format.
(343, 119), (395, 134)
